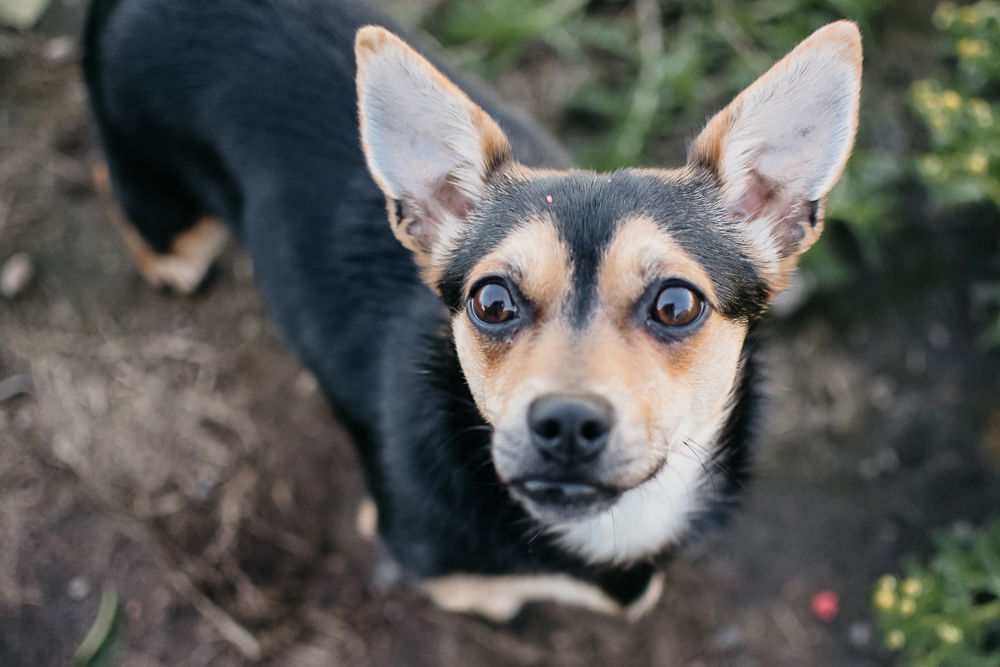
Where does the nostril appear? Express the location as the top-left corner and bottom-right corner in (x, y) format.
(535, 418), (561, 441)
(579, 418), (608, 442)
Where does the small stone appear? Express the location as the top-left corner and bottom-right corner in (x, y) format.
(1, 253), (34, 298)
(239, 314), (262, 340)
(42, 35), (75, 62)
(928, 322), (951, 349)
(875, 447), (899, 473)
(124, 598), (143, 621)
(0, 375), (33, 403)
(382, 600), (405, 622)
(369, 555), (402, 592)
(12, 406), (33, 430)
(66, 576), (91, 601)
(710, 625), (744, 651)
(293, 371), (319, 397)
(848, 622), (872, 647)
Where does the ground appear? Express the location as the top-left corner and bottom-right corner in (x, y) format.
(2, 2), (999, 666)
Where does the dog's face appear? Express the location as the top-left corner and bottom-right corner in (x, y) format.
(441, 170), (765, 522)
(356, 25), (861, 528)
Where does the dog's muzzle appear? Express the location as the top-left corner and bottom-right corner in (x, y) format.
(505, 393), (622, 520)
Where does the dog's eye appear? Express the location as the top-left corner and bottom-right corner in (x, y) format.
(651, 285), (703, 328)
(470, 282), (518, 325)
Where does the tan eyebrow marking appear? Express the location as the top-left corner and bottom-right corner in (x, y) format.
(596, 214), (719, 320)
(464, 214), (571, 317)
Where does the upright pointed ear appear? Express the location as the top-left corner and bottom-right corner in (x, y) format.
(355, 26), (514, 278)
(688, 21), (862, 286)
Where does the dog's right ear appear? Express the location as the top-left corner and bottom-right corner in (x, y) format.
(355, 26), (513, 275)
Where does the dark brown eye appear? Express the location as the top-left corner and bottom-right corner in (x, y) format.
(470, 282), (518, 325)
(651, 285), (704, 327)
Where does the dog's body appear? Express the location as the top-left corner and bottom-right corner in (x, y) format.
(84, 0), (861, 618)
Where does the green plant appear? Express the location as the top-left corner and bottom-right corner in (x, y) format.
(912, 1), (1000, 208)
(910, 0), (1000, 340)
(873, 520), (1000, 667)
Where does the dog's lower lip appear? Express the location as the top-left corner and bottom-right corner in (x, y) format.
(512, 479), (618, 506)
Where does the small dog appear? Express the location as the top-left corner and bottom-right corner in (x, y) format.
(83, 0), (861, 620)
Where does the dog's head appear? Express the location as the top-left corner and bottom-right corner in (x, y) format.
(356, 25), (861, 534)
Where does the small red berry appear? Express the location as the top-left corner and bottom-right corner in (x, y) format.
(811, 590), (839, 622)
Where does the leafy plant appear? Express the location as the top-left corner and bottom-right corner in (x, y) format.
(910, 0), (1000, 339)
(873, 520), (1000, 667)
(911, 1), (1000, 207)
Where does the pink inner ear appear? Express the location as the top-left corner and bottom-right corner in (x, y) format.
(432, 178), (473, 221)
(734, 170), (780, 222)
(734, 171), (807, 254)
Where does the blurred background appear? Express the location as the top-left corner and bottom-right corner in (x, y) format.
(1, 0), (998, 665)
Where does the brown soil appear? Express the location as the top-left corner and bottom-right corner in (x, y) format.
(2, 4), (999, 666)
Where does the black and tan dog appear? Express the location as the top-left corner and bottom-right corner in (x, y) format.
(83, 0), (862, 620)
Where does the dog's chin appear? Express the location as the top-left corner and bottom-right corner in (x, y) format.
(507, 481), (622, 524)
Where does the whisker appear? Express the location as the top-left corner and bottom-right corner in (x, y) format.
(683, 440), (719, 503)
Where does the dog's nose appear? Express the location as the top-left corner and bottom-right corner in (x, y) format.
(527, 393), (614, 464)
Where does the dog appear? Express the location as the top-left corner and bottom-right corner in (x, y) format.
(83, 0), (862, 621)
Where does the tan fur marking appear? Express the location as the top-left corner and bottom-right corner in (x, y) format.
(473, 107), (514, 174)
(454, 216), (573, 422)
(422, 572), (664, 621)
(92, 162), (227, 294)
(355, 497), (377, 540)
(465, 215), (570, 320)
(598, 215), (719, 314)
(422, 574), (622, 622)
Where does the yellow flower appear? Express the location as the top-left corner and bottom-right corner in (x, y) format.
(912, 80), (938, 110)
(901, 578), (922, 597)
(887, 630), (906, 650)
(936, 623), (963, 644)
(957, 38), (989, 59)
(899, 598), (916, 615)
(941, 90), (962, 111)
(874, 589), (897, 610)
(969, 98), (993, 127)
(928, 112), (948, 132)
(877, 575), (897, 593)
(921, 156), (944, 177)
(960, 5), (982, 25)
(967, 149), (989, 175)
(934, 2), (957, 28)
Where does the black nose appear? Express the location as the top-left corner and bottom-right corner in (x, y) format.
(527, 393), (614, 464)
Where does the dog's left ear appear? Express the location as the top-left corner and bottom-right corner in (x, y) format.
(355, 26), (513, 276)
(688, 21), (862, 285)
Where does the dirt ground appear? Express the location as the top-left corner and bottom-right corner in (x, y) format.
(2, 3), (1000, 666)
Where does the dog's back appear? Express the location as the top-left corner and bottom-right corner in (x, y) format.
(84, 0), (568, 427)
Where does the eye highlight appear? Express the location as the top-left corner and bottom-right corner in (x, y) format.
(650, 283), (704, 328)
(469, 281), (519, 326)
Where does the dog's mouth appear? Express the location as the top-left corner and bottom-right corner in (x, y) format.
(509, 478), (621, 521)
(505, 456), (669, 523)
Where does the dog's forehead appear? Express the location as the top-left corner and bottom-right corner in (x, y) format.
(440, 168), (769, 320)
